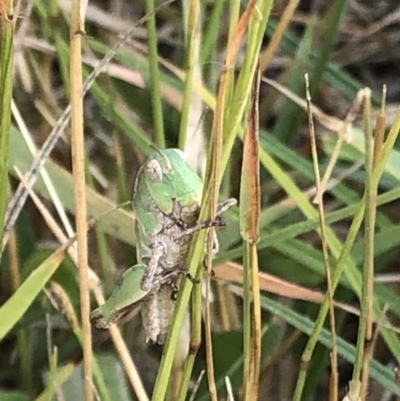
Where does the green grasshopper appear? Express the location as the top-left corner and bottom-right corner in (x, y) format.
(92, 148), (236, 343)
(132, 149), (236, 343)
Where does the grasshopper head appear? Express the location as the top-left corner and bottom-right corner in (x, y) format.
(137, 148), (203, 215)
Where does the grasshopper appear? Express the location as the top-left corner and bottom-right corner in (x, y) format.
(132, 149), (236, 343)
(92, 148), (236, 344)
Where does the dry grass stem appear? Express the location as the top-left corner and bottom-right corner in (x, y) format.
(69, 1), (93, 399)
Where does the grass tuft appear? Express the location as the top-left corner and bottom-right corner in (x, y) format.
(2, 1), (400, 401)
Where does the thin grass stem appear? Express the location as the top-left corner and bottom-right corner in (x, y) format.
(353, 89), (375, 397)
(8, 230), (33, 395)
(178, 0), (200, 150)
(0, 12), (14, 262)
(145, 0), (165, 148)
(69, 2), (93, 400)
(305, 73), (338, 401)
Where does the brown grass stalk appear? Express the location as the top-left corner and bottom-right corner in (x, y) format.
(69, 1), (92, 400)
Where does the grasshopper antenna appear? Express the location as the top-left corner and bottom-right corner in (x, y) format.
(86, 200), (132, 231)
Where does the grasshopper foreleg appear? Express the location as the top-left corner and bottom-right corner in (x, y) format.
(141, 242), (165, 291)
(175, 218), (226, 239)
(216, 198), (237, 215)
(174, 198), (237, 239)
(202, 230), (220, 275)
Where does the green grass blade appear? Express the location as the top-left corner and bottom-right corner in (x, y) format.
(0, 17), (14, 260)
(0, 247), (67, 341)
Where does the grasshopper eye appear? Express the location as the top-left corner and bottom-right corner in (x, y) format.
(146, 159), (163, 182)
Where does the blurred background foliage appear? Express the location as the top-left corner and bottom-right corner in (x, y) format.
(1, 0), (400, 400)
